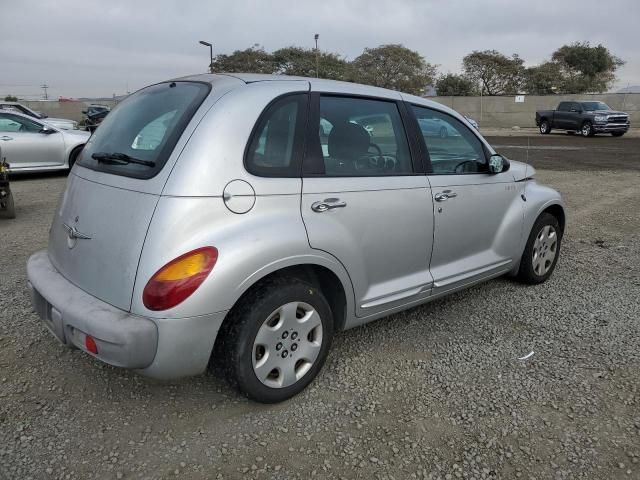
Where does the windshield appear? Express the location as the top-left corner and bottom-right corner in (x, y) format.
(78, 81), (210, 179)
(581, 102), (611, 111)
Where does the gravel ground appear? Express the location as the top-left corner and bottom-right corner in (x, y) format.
(1, 136), (639, 480)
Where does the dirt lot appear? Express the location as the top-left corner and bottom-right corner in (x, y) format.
(1, 135), (639, 480)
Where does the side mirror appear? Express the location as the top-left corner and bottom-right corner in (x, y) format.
(39, 126), (57, 134)
(489, 154), (510, 174)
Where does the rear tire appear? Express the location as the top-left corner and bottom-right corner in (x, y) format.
(68, 146), (83, 171)
(517, 213), (562, 284)
(539, 120), (550, 134)
(581, 121), (594, 137)
(217, 277), (334, 403)
(0, 192), (16, 219)
(611, 132), (625, 137)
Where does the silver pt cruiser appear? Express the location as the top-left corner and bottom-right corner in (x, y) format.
(27, 74), (565, 403)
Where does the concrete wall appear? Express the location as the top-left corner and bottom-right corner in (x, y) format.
(21, 100), (118, 122)
(428, 93), (640, 128)
(18, 93), (640, 128)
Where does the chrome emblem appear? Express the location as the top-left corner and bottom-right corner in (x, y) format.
(63, 222), (91, 249)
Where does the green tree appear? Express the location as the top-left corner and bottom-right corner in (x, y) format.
(435, 73), (477, 96)
(211, 45), (275, 74)
(551, 42), (624, 93)
(462, 50), (525, 95)
(524, 62), (564, 94)
(350, 44), (437, 95)
(3, 95), (18, 102)
(273, 47), (349, 80)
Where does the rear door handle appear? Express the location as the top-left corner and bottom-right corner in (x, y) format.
(434, 191), (457, 202)
(311, 198), (347, 212)
(1, 136), (13, 141)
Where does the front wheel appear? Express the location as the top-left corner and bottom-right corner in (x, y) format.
(539, 120), (550, 134)
(0, 192), (16, 219)
(581, 121), (594, 137)
(218, 277), (334, 403)
(517, 213), (562, 284)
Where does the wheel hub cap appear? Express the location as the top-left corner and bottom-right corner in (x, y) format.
(532, 225), (558, 276)
(252, 301), (323, 389)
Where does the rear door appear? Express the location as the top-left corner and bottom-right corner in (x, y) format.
(301, 92), (434, 317)
(410, 104), (522, 294)
(0, 113), (65, 169)
(554, 102), (571, 129)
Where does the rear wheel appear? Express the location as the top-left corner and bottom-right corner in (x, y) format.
(581, 121), (594, 137)
(611, 132), (625, 137)
(517, 213), (562, 284)
(217, 277), (334, 403)
(0, 192), (16, 219)
(68, 145), (84, 171)
(539, 120), (550, 134)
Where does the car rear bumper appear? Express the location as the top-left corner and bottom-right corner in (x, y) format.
(26, 250), (227, 379)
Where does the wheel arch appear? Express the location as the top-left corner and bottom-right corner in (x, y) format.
(68, 143), (85, 168)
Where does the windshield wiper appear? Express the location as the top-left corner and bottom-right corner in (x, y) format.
(91, 152), (156, 167)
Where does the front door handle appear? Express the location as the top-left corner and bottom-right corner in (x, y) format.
(434, 191), (457, 202)
(311, 198), (347, 212)
(0, 136), (13, 141)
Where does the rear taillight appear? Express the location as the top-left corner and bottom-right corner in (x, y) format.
(142, 247), (218, 311)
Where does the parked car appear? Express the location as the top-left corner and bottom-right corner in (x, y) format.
(82, 104), (110, 132)
(27, 74), (565, 403)
(0, 111), (89, 172)
(536, 101), (630, 137)
(0, 102), (79, 130)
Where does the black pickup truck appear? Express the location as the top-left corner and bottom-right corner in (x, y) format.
(535, 101), (630, 137)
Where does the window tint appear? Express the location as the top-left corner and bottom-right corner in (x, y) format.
(78, 81), (210, 179)
(412, 106), (487, 174)
(245, 94), (306, 177)
(0, 113), (42, 133)
(557, 102), (570, 112)
(314, 96), (412, 176)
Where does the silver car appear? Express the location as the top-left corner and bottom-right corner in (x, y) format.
(0, 111), (89, 172)
(0, 102), (79, 130)
(27, 74), (565, 403)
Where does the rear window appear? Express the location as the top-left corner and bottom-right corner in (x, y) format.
(78, 81), (210, 179)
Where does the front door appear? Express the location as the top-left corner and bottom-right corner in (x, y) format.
(0, 113), (64, 169)
(301, 93), (434, 317)
(411, 104), (523, 294)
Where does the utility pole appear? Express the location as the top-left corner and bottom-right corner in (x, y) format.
(199, 41), (214, 73)
(314, 34), (319, 78)
(41, 84), (49, 100)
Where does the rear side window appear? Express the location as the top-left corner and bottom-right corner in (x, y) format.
(308, 95), (413, 176)
(78, 81), (210, 179)
(557, 102), (570, 112)
(245, 94), (307, 177)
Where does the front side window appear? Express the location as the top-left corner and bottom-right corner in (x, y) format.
(0, 113), (42, 133)
(312, 96), (412, 176)
(78, 81), (210, 179)
(412, 106), (487, 174)
(245, 94), (306, 177)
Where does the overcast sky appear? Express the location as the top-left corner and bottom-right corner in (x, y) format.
(2, 0), (639, 99)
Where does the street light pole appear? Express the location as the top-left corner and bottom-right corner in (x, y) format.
(199, 41), (213, 73)
(314, 34), (319, 78)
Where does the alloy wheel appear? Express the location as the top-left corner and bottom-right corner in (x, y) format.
(532, 225), (558, 276)
(252, 301), (323, 388)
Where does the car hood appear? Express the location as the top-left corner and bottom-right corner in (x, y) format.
(509, 160), (535, 182)
(61, 129), (91, 139)
(585, 110), (627, 116)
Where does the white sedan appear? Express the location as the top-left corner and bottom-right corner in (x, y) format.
(0, 110), (89, 172)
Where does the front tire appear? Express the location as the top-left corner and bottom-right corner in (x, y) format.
(581, 121), (594, 137)
(218, 277), (334, 403)
(539, 120), (550, 134)
(0, 192), (16, 219)
(68, 145), (83, 171)
(517, 213), (562, 284)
